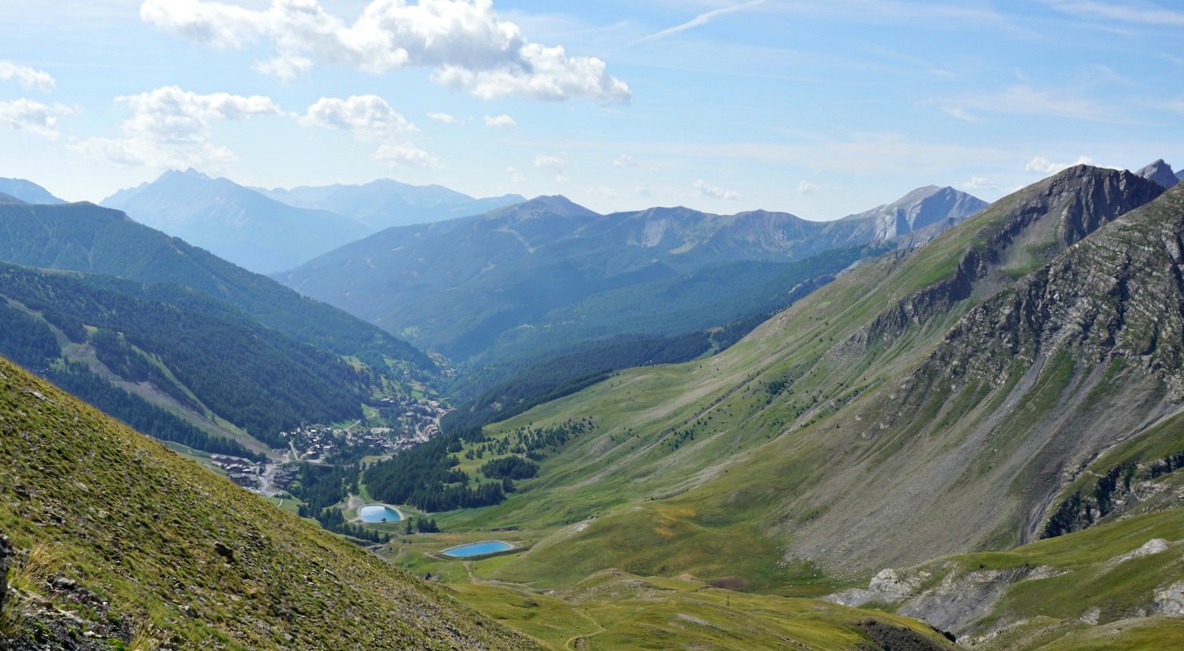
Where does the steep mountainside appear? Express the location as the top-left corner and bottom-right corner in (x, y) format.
(279, 187), (983, 363)
(0, 355), (540, 650)
(102, 169), (372, 273)
(0, 201), (436, 382)
(261, 178), (524, 230)
(424, 166), (1171, 596)
(0, 177), (64, 204)
(0, 193), (23, 205)
(0, 262), (378, 451)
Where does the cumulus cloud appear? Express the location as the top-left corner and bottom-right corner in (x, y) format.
(483, 113), (515, 128)
(300, 95), (415, 140)
(0, 99), (73, 139)
(694, 179), (740, 200)
(0, 61), (56, 92)
(427, 111), (456, 124)
(534, 151), (569, 183)
(613, 154), (636, 168)
(140, 0), (631, 103)
(75, 85), (279, 168)
(1025, 155), (1094, 174)
(373, 142), (440, 168)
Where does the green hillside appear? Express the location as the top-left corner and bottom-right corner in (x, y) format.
(0, 355), (538, 650)
(392, 166), (1174, 592)
(0, 262), (379, 450)
(0, 201), (437, 387)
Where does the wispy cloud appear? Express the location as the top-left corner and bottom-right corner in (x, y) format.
(0, 61), (56, 92)
(942, 107), (978, 122)
(941, 85), (1113, 122)
(634, 0), (766, 45)
(797, 181), (836, 196)
(427, 111), (457, 124)
(373, 143), (441, 169)
(961, 176), (997, 191)
(534, 151), (571, 183)
(1025, 155), (1094, 174)
(0, 99), (73, 139)
(1046, 1), (1184, 26)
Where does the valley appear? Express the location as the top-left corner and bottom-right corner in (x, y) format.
(5, 3), (1184, 648)
(2, 162), (1183, 649)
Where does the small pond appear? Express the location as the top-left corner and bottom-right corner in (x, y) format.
(358, 504), (403, 523)
(440, 541), (513, 558)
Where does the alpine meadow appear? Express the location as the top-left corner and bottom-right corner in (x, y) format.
(2, 1), (1184, 650)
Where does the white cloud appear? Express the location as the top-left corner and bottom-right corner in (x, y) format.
(961, 176), (997, 191)
(634, 181), (650, 196)
(506, 166), (525, 183)
(300, 95), (415, 140)
(373, 142), (440, 169)
(427, 111), (457, 124)
(694, 179), (740, 200)
(75, 85), (279, 168)
(483, 113), (516, 128)
(534, 151), (570, 183)
(1047, 1), (1184, 26)
(942, 106), (977, 122)
(796, 180), (835, 196)
(635, 0), (767, 44)
(945, 85), (1110, 122)
(1025, 155), (1094, 174)
(613, 154), (636, 168)
(0, 99), (73, 139)
(0, 61), (56, 92)
(141, 0), (631, 102)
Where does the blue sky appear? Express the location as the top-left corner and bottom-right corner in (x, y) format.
(1, 0), (1182, 219)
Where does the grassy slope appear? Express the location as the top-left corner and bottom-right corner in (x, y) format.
(451, 571), (955, 650)
(0, 355), (538, 650)
(842, 493), (1184, 649)
(421, 169), (1177, 597)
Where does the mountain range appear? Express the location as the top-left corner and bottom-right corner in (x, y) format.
(258, 178), (524, 230)
(101, 170), (526, 274)
(102, 169), (372, 273)
(5, 161), (1184, 649)
(278, 186), (985, 361)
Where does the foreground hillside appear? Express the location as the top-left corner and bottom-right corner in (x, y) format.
(0, 355), (537, 650)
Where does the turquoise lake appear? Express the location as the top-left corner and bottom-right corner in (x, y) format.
(358, 505), (402, 523)
(441, 541), (513, 558)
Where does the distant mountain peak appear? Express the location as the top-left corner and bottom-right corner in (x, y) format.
(492, 195), (599, 220)
(0, 177), (66, 205)
(838, 185), (987, 242)
(1136, 159), (1179, 189)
